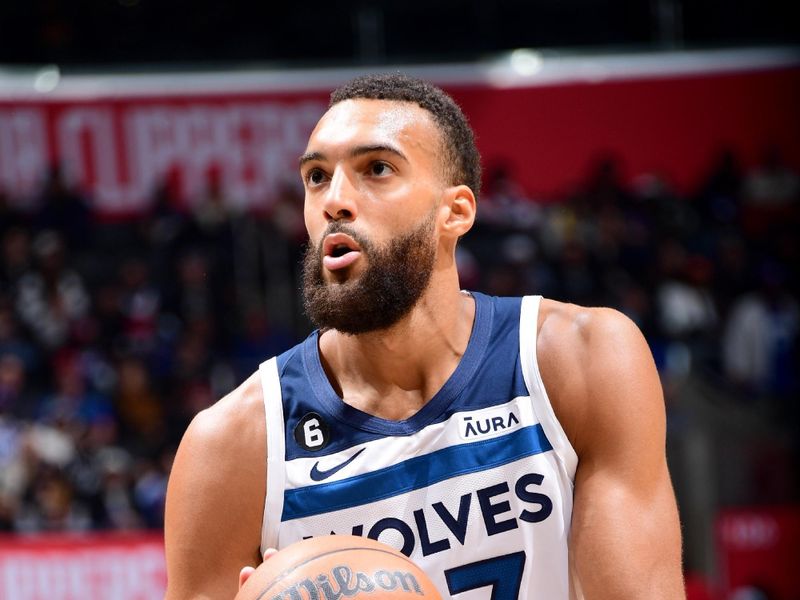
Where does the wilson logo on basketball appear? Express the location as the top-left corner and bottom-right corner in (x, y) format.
(272, 565), (424, 599)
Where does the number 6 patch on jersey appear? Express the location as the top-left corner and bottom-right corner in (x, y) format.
(294, 412), (330, 451)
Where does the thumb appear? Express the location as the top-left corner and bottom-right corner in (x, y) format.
(263, 548), (278, 561)
(240, 548), (278, 590)
(239, 566), (256, 590)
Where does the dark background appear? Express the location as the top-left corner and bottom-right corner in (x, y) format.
(0, 0), (797, 67)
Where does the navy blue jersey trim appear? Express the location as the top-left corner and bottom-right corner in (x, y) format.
(300, 292), (494, 436)
(276, 342), (302, 377)
(282, 423), (552, 521)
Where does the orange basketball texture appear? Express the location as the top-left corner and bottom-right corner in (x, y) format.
(236, 535), (443, 600)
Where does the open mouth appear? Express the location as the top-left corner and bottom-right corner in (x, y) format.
(329, 244), (353, 258)
(322, 233), (363, 271)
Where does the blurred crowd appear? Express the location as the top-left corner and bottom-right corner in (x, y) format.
(0, 166), (299, 533)
(0, 146), (797, 534)
(468, 148), (798, 401)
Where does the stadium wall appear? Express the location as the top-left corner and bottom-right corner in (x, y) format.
(0, 48), (797, 216)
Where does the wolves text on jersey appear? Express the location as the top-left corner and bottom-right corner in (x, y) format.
(303, 472), (553, 557)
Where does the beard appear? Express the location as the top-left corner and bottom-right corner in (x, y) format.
(301, 212), (437, 335)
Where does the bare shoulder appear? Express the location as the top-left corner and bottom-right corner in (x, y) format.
(164, 371), (267, 599)
(536, 303), (683, 596)
(537, 299), (650, 372)
(173, 371), (267, 486)
(186, 370), (266, 454)
(536, 298), (664, 457)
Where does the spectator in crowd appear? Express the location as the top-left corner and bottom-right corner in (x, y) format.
(743, 146), (799, 209)
(1, 228), (34, 292)
(17, 466), (91, 532)
(132, 447), (173, 529)
(0, 301), (39, 378)
(230, 303), (293, 381)
(116, 257), (161, 355)
(15, 231), (90, 351)
(723, 262), (799, 397)
(696, 148), (742, 228)
(187, 166), (238, 251)
(0, 190), (28, 237)
(0, 353), (35, 419)
(114, 357), (165, 454)
(741, 146), (799, 238)
(0, 141), (795, 535)
(478, 161), (540, 230)
(32, 166), (94, 254)
(36, 350), (113, 435)
(656, 249), (718, 342)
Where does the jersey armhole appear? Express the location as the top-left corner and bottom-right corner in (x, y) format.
(519, 295), (579, 483)
(259, 357), (285, 555)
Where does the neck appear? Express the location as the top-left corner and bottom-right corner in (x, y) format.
(318, 272), (475, 420)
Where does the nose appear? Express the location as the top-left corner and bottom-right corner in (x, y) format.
(323, 168), (358, 222)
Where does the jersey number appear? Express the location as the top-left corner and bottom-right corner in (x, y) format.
(303, 418), (325, 448)
(444, 552), (526, 599)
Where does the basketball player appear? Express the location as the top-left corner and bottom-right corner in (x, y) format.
(164, 74), (684, 599)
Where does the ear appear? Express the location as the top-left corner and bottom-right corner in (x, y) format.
(440, 185), (476, 238)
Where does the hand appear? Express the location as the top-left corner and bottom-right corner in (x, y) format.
(238, 548), (278, 590)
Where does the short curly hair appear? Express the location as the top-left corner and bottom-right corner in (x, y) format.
(330, 73), (482, 198)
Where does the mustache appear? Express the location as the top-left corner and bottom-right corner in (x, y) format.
(315, 221), (374, 255)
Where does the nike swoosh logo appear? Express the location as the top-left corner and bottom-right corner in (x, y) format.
(310, 448), (365, 482)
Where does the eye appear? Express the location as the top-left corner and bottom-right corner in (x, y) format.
(369, 161), (393, 177)
(305, 168), (327, 186)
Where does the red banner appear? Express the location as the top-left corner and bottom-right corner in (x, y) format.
(1, 59), (798, 216)
(0, 94), (328, 215)
(716, 507), (800, 600)
(0, 533), (166, 600)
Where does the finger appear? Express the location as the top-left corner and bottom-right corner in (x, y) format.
(239, 566), (256, 589)
(262, 547), (278, 561)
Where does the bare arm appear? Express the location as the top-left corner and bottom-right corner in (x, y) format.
(539, 303), (684, 599)
(164, 374), (266, 600)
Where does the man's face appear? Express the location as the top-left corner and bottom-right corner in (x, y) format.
(299, 99), (447, 334)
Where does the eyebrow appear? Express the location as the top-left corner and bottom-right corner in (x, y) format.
(298, 144), (409, 168)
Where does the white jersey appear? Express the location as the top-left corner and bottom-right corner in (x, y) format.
(259, 294), (580, 599)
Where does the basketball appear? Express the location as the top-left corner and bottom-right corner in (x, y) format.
(235, 535), (442, 600)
